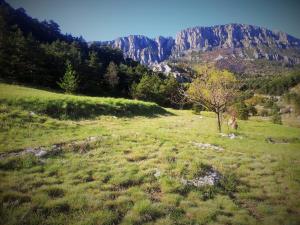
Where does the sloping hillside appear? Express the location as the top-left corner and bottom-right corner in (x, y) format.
(0, 83), (300, 225)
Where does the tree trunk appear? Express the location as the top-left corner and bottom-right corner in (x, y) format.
(217, 112), (222, 133)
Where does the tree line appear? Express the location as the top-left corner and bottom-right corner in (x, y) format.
(241, 72), (300, 96)
(0, 0), (180, 107)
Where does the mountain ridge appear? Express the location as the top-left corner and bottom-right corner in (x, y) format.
(94, 23), (300, 71)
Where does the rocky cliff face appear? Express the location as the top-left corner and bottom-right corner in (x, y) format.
(100, 35), (174, 64)
(97, 24), (300, 66)
(174, 24), (300, 52)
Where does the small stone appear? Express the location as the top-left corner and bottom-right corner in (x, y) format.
(154, 169), (161, 178)
(181, 170), (221, 187)
(220, 133), (242, 139)
(192, 142), (223, 151)
(35, 150), (47, 157)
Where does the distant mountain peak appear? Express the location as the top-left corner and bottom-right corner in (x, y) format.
(94, 23), (300, 68)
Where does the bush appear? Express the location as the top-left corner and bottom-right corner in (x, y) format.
(131, 75), (180, 106)
(264, 97), (277, 108)
(284, 92), (300, 115)
(192, 104), (205, 114)
(231, 101), (249, 120)
(271, 113), (282, 124)
(259, 109), (269, 117)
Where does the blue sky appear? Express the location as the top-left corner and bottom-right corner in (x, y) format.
(7, 0), (300, 41)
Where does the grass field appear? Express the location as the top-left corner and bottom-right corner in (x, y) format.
(1, 83), (300, 225)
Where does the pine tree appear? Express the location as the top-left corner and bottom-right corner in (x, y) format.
(58, 61), (78, 93)
(104, 61), (119, 88)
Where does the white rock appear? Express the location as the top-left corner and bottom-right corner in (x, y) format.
(181, 171), (221, 187)
(35, 150), (48, 157)
(192, 142), (224, 151)
(154, 169), (161, 178)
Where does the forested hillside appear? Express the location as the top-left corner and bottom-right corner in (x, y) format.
(0, 0), (180, 105)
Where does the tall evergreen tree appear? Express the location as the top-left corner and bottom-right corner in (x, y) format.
(58, 61), (79, 94)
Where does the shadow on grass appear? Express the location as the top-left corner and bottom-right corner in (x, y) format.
(0, 98), (173, 120)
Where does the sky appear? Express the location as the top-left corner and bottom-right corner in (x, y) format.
(6, 0), (300, 41)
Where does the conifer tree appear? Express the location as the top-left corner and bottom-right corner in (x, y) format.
(58, 61), (78, 93)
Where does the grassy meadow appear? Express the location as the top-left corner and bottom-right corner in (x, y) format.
(1, 83), (300, 225)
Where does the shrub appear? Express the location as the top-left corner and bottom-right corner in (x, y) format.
(192, 104), (205, 114)
(230, 101), (249, 120)
(284, 92), (300, 115)
(236, 102), (249, 120)
(259, 109), (269, 117)
(131, 74), (180, 106)
(264, 97), (277, 109)
(247, 104), (257, 116)
(271, 113), (282, 124)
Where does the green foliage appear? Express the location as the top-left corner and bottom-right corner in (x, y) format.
(104, 61), (119, 88)
(57, 61), (79, 93)
(187, 66), (238, 132)
(271, 112), (282, 124)
(264, 97), (278, 108)
(272, 113), (282, 124)
(131, 74), (180, 106)
(219, 173), (239, 195)
(192, 104), (205, 114)
(45, 187), (65, 198)
(0, 83), (167, 120)
(247, 104), (257, 116)
(131, 74), (163, 103)
(233, 101), (249, 120)
(270, 104), (282, 124)
(259, 109), (269, 117)
(284, 92), (300, 115)
(191, 162), (213, 178)
(1, 191), (31, 205)
(242, 72), (300, 95)
(123, 200), (164, 224)
(1, 95), (300, 225)
(0, 2), (149, 99)
(0, 154), (39, 170)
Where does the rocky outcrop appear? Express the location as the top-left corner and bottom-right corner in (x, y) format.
(174, 24), (300, 52)
(96, 23), (300, 66)
(100, 35), (174, 64)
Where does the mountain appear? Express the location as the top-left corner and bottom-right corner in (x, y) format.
(96, 24), (300, 75)
(97, 35), (174, 65)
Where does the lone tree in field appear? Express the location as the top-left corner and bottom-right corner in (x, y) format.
(186, 66), (238, 132)
(58, 61), (78, 94)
